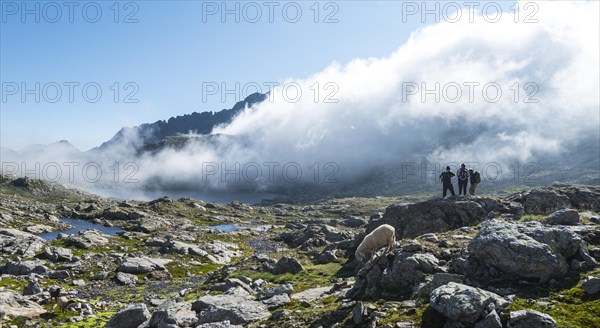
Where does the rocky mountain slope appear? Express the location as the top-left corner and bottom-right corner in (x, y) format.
(0, 175), (599, 327)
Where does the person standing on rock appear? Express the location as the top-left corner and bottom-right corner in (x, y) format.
(457, 163), (469, 195)
(439, 166), (456, 197)
(469, 168), (481, 195)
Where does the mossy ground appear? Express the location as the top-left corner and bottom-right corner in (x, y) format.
(1, 178), (599, 327)
(506, 268), (600, 328)
(234, 261), (352, 292)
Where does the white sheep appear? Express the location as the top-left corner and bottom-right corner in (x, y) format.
(355, 224), (396, 262)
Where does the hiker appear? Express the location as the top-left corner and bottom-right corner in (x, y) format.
(439, 166), (456, 197)
(457, 163), (469, 195)
(469, 168), (481, 195)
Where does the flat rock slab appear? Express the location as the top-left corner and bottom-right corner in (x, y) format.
(192, 295), (271, 325)
(509, 310), (557, 328)
(117, 257), (172, 274)
(291, 286), (332, 302)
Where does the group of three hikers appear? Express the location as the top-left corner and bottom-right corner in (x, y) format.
(439, 163), (481, 197)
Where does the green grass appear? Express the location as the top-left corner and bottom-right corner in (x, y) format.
(580, 211), (598, 224)
(0, 276), (28, 290)
(519, 214), (546, 222)
(376, 301), (428, 327)
(165, 258), (222, 278)
(233, 262), (351, 292)
(265, 293), (348, 327)
(54, 312), (113, 328)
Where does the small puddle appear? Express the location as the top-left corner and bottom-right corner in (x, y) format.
(38, 218), (124, 240)
(210, 224), (240, 232)
(209, 224), (278, 232)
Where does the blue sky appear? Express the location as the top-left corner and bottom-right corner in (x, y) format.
(1, 0), (447, 151)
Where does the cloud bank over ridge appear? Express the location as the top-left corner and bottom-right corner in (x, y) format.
(3, 1), (599, 195)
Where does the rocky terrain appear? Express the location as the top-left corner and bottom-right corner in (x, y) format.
(0, 174), (599, 327)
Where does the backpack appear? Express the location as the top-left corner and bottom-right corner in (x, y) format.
(458, 168), (468, 180)
(473, 171), (481, 184)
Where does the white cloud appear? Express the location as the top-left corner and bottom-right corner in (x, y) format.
(210, 1), (598, 174)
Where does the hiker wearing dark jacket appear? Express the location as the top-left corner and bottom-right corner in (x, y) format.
(439, 166), (455, 197)
(469, 168), (481, 195)
(457, 163), (469, 195)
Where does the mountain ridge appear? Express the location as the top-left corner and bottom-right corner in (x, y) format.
(92, 92), (268, 153)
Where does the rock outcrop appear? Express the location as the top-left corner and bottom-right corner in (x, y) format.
(347, 248), (443, 300)
(429, 282), (508, 325)
(508, 185), (600, 214)
(61, 229), (110, 248)
(366, 197), (522, 240)
(454, 220), (596, 281)
(0, 228), (45, 258)
(104, 303), (151, 328)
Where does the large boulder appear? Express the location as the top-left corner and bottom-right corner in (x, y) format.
(0, 228), (45, 258)
(117, 257), (172, 274)
(367, 197), (517, 239)
(520, 223), (588, 262)
(271, 257), (304, 275)
(412, 273), (465, 300)
(279, 224), (330, 249)
(582, 276), (600, 295)
(61, 229), (109, 249)
(347, 249), (442, 300)
(38, 246), (73, 262)
(104, 303), (151, 328)
(546, 208), (580, 225)
(315, 249), (338, 264)
(115, 272), (138, 286)
(204, 240), (243, 264)
(261, 293), (291, 310)
(192, 295), (271, 325)
(0, 289), (46, 318)
(476, 310), (503, 328)
(379, 253), (440, 291)
(148, 299), (198, 327)
(23, 281), (42, 296)
(1, 260), (49, 276)
(159, 240), (225, 262)
(430, 282), (508, 324)
(211, 278), (254, 295)
(460, 220), (570, 281)
(258, 284), (294, 300)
